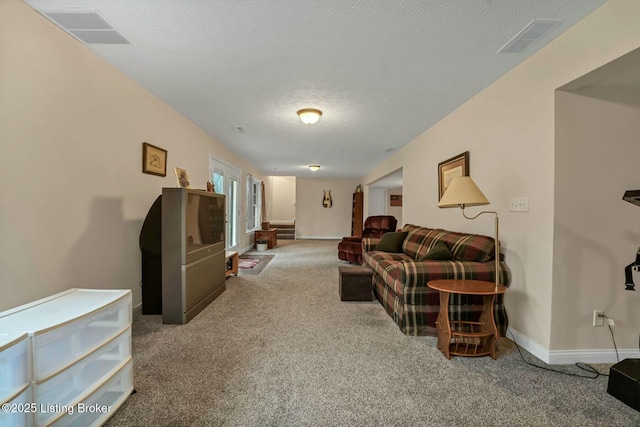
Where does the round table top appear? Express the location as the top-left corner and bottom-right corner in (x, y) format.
(427, 279), (507, 295)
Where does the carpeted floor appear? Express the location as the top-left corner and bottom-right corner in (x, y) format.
(106, 240), (640, 427)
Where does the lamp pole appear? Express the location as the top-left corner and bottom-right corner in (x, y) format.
(461, 206), (500, 291)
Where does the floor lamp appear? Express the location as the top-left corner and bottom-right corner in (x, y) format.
(438, 176), (500, 291)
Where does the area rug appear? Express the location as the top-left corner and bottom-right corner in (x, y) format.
(238, 255), (274, 275)
(238, 258), (260, 269)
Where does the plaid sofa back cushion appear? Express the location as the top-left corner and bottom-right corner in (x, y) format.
(432, 231), (495, 262)
(401, 224), (495, 262)
(401, 224), (437, 259)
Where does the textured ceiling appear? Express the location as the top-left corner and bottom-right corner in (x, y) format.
(25, 0), (606, 178)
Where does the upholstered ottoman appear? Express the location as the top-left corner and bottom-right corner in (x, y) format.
(338, 266), (373, 301)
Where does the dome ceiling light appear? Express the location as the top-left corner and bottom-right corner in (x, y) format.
(308, 165), (320, 172)
(297, 108), (322, 125)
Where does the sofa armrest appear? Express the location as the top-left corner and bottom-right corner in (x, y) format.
(362, 237), (382, 252)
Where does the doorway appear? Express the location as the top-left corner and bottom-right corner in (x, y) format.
(209, 155), (240, 252)
(368, 168), (403, 226)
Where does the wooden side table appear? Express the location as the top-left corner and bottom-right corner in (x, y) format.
(427, 279), (507, 359)
(254, 228), (277, 249)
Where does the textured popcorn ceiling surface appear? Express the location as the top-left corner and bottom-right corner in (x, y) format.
(25, 0), (605, 178)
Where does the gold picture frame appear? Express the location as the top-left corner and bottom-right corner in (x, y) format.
(142, 142), (167, 177)
(438, 151), (469, 200)
(174, 167), (190, 188)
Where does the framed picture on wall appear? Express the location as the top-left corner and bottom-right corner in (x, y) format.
(142, 142), (167, 177)
(438, 151), (469, 200)
(174, 167), (190, 188)
(390, 195), (402, 206)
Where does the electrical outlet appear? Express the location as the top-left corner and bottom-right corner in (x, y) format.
(509, 197), (529, 212)
(593, 310), (605, 327)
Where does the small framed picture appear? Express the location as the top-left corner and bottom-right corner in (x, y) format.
(174, 167), (190, 188)
(142, 142), (167, 177)
(390, 195), (402, 206)
(438, 151), (469, 200)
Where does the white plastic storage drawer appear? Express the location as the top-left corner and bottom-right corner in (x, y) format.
(49, 358), (133, 427)
(31, 296), (130, 382)
(0, 289), (132, 382)
(34, 327), (131, 427)
(0, 332), (30, 403)
(0, 385), (33, 427)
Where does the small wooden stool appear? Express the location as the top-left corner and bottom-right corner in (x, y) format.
(338, 266), (374, 301)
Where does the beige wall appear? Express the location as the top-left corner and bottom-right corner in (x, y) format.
(553, 90), (640, 351)
(266, 176), (296, 222)
(363, 0), (640, 360)
(0, 1), (264, 311)
(296, 178), (362, 239)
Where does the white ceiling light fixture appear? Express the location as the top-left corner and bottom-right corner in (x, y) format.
(308, 165), (320, 172)
(297, 108), (322, 125)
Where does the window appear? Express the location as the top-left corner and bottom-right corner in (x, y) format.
(246, 174), (261, 232)
(213, 168), (224, 194)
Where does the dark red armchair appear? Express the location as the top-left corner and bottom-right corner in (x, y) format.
(338, 215), (398, 264)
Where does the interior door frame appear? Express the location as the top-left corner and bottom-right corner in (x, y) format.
(209, 155), (241, 252)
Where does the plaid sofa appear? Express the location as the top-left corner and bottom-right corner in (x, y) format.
(362, 224), (511, 336)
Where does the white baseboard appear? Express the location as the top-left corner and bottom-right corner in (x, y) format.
(507, 328), (551, 362)
(548, 348), (640, 365)
(508, 327), (640, 364)
(132, 302), (142, 315)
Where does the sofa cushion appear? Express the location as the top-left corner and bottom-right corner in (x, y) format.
(400, 224), (439, 259)
(374, 231), (408, 253)
(418, 242), (452, 260)
(430, 231), (495, 262)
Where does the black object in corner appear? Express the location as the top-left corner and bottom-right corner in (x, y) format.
(139, 195), (163, 314)
(607, 358), (640, 411)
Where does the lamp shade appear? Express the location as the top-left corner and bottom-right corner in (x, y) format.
(297, 108), (322, 125)
(438, 176), (490, 208)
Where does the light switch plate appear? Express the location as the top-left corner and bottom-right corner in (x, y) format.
(509, 197), (529, 212)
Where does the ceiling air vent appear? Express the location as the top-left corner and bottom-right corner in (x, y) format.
(497, 19), (561, 54)
(41, 9), (129, 44)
